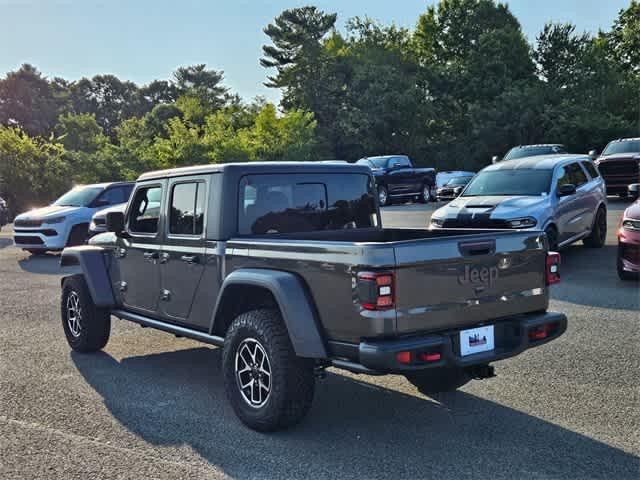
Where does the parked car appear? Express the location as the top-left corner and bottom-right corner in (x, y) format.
(356, 155), (436, 206)
(493, 144), (568, 163)
(617, 183), (640, 281)
(60, 162), (566, 432)
(436, 175), (474, 202)
(88, 203), (127, 238)
(436, 170), (475, 188)
(430, 155), (607, 251)
(592, 137), (640, 197)
(13, 182), (134, 254)
(0, 196), (8, 230)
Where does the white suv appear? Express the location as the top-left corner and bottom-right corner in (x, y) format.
(13, 182), (133, 254)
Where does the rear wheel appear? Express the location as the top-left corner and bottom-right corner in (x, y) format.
(61, 275), (111, 352)
(419, 184), (431, 203)
(406, 367), (472, 395)
(583, 207), (607, 248)
(222, 309), (315, 431)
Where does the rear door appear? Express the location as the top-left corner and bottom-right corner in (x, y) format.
(117, 182), (165, 314)
(393, 231), (547, 335)
(158, 176), (208, 323)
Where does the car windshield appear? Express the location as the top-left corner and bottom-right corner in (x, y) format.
(462, 170), (553, 196)
(602, 140), (640, 155)
(445, 177), (472, 186)
(504, 146), (566, 160)
(53, 186), (103, 207)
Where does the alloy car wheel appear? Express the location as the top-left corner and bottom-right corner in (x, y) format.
(66, 291), (82, 337)
(378, 187), (388, 206)
(235, 337), (272, 408)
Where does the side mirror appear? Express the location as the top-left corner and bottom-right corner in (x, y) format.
(106, 211), (125, 235)
(491, 155), (500, 164)
(588, 149), (598, 159)
(628, 183), (640, 200)
(557, 184), (577, 197)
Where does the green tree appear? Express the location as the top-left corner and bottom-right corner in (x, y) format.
(0, 64), (64, 136)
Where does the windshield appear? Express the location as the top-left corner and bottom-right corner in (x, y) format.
(462, 170), (553, 196)
(504, 146), (566, 161)
(602, 140), (640, 156)
(53, 186), (103, 207)
(445, 177), (472, 186)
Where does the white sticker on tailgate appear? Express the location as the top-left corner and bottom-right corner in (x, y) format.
(460, 325), (495, 356)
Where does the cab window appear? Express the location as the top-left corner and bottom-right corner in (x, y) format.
(169, 182), (206, 236)
(567, 162), (588, 187)
(128, 186), (162, 234)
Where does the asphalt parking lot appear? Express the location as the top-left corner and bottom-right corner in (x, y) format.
(0, 200), (638, 479)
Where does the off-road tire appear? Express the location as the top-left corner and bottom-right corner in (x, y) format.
(583, 207), (606, 248)
(61, 274), (111, 352)
(406, 367), (472, 395)
(222, 309), (315, 432)
(66, 224), (89, 247)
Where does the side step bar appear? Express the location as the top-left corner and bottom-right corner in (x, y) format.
(112, 309), (224, 347)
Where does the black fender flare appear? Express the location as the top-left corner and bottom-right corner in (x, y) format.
(60, 246), (115, 307)
(211, 269), (328, 359)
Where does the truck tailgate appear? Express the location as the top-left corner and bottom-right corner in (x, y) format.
(393, 231), (548, 334)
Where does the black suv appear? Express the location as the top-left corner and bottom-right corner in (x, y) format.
(60, 162), (566, 431)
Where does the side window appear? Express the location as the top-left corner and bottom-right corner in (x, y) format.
(568, 163), (588, 187)
(128, 186), (162, 234)
(555, 166), (571, 189)
(394, 157), (411, 168)
(169, 182), (206, 236)
(96, 187), (122, 206)
(581, 161), (599, 179)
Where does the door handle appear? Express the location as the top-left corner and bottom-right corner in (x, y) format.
(180, 255), (199, 264)
(143, 251), (159, 261)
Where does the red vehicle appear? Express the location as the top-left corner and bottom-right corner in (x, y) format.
(593, 138), (640, 197)
(618, 184), (640, 280)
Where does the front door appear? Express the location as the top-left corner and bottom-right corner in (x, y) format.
(159, 177), (208, 323)
(117, 182), (165, 314)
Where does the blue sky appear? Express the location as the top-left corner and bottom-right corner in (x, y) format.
(0, 0), (630, 103)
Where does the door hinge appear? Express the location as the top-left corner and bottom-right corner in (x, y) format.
(160, 289), (171, 301)
(119, 281), (127, 292)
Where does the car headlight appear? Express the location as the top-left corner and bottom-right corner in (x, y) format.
(622, 219), (640, 231)
(507, 217), (537, 228)
(44, 216), (66, 224)
(430, 217), (444, 227)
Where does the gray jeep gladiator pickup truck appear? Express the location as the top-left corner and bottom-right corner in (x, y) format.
(60, 162), (567, 431)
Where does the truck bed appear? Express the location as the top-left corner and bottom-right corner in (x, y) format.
(226, 227), (549, 344)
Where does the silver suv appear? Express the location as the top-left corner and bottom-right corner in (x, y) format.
(430, 155), (607, 250)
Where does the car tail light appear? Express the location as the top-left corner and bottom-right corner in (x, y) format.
(546, 252), (561, 285)
(357, 271), (395, 310)
(528, 323), (558, 341)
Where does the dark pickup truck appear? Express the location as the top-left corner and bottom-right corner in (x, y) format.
(356, 155), (436, 206)
(593, 138), (640, 197)
(60, 162), (566, 431)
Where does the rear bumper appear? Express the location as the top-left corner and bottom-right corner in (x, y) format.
(350, 311), (567, 374)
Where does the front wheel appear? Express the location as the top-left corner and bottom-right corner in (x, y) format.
(583, 207), (607, 248)
(61, 275), (111, 352)
(222, 309), (315, 431)
(406, 367), (472, 395)
(377, 186), (389, 207)
(419, 184), (432, 203)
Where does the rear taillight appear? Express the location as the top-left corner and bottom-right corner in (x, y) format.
(357, 271), (395, 310)
(546, 252), (561, 285)
(528, 322), (559, 341)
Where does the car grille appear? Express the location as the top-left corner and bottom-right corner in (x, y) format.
(597, 160), (639, 176)
(621, 243), (640, 263)
(14, 219), (42, 227)
(14, 235), (44, 245)
(442, 217), (510, 229)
